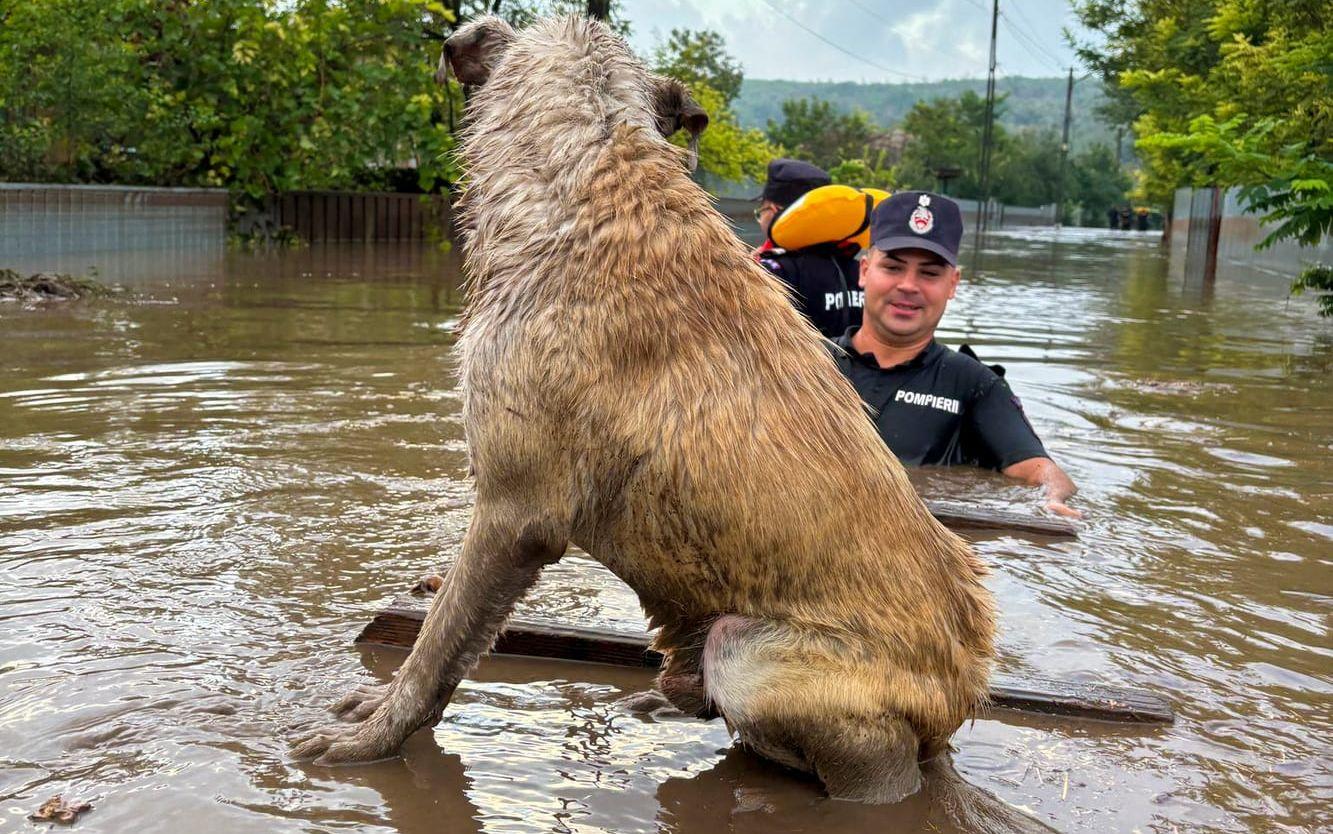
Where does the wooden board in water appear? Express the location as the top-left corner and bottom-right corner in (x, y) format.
(924, 501), (1077, 538)
(356, 595), (1172, 725)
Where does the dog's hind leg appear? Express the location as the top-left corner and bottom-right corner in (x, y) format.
(701, 615), (923, 803)
(802, 714), (923, 803)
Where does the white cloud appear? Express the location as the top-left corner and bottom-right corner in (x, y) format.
(623, 0), (1083, 81)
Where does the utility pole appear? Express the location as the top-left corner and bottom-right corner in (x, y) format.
(1054, 67), (1074, 227)
(976, 0), (999, 237)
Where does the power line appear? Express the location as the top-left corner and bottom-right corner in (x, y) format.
(754, 0), (930, 81)
(843, 0), (895, 28)
(999, 18), (1064, 72)
(1006, 0), (1042, 29)
(1002, 0), (1066, 65)
(998, 12), (1065, 71)
(992, 0), (1066, 65)
(837, 0), (994, 80)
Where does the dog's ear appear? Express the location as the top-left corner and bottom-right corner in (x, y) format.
(650, 77), (710, 170)
(438, 17), (516, 87)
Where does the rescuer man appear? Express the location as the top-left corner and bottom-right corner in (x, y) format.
(832, 190), (1082, 517)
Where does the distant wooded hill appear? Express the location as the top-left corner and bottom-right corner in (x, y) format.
(733, 77), (1118, 153)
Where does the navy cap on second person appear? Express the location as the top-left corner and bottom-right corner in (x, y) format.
(870, 191), (964, 266)
(759, 159), (831, 207)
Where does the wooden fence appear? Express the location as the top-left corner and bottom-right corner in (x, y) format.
(266, 191), (451, 243)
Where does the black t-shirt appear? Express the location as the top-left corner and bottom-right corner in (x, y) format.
(759, 244), (863, 338)
(830, 329), (1048, 469)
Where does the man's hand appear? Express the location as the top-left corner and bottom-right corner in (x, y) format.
(1044, 498), (1083, 519)
(1002, 456), (1083, 519)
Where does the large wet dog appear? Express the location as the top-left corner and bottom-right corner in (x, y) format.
(293, 16), (994, 804)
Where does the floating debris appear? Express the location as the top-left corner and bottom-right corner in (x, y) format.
(1106, 377), (1238, 397)
(0, 269), (116, 302)
(28, 794), (93, 824)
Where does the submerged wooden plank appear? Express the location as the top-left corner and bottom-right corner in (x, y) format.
(924, 501), (1077, 538)
(355, 596), (1172, 724)
(985, 676), (1173, 724)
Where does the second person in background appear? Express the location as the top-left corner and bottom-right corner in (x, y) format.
(753, 158), (863, 338)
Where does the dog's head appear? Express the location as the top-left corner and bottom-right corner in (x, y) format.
(437, 16), (709, 168)
(647, 76), (709, 169)
(435, 17), (515, 89)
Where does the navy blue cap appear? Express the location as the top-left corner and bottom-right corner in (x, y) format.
(870, 191), (963, 266)
(759, 158), (831, 206)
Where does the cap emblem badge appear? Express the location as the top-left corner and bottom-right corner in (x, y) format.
(909, 194), (935, 235)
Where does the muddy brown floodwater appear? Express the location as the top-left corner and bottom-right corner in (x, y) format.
(1, 230), (1329, 834)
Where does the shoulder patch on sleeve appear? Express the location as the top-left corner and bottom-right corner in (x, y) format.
(958, 343), (1006, 377)
(1011, 392), (1039, 435)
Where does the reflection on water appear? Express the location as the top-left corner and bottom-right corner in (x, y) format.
(1, 234), (1328, 833)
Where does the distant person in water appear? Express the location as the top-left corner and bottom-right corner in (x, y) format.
(830, 191), (1082, 517)
(753, 159), (863, 337)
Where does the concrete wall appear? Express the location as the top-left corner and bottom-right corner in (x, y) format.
(993, 201), (1059, 227)
(0, 183), (227, 272)
(1170, 186), (1332, 282)
(953, 197), (1056, 229)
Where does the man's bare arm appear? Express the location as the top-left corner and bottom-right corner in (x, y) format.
(1002, 457), (1082, 518)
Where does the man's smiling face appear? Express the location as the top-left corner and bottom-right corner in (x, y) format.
(858, 247), (960, 345)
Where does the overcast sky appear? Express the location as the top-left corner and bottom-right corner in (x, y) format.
(623, 0), (1089, 82)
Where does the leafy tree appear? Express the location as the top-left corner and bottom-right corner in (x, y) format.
(0, 0), (461, 197)
(1141, 115), (1331, 247)
(894, 91), (997, 198)
(1073, 0), (1330, 309)
(993, 130), (1065, 208)
(0, 0), (149, 182)
(1071, 2), (1328, 213)
(893, 90), (1132, 218)
(652, 29), (743, 105)
(828, 156), (896, 191)
(1067, 143), (1134, 225)
(652, 28), (776, 183)
(1289, 264), (1333, 317)
(485, 0), (631, 36)
(765, 97), (879, 173)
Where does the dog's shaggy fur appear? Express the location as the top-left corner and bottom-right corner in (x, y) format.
(293, 16), (995, 803)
